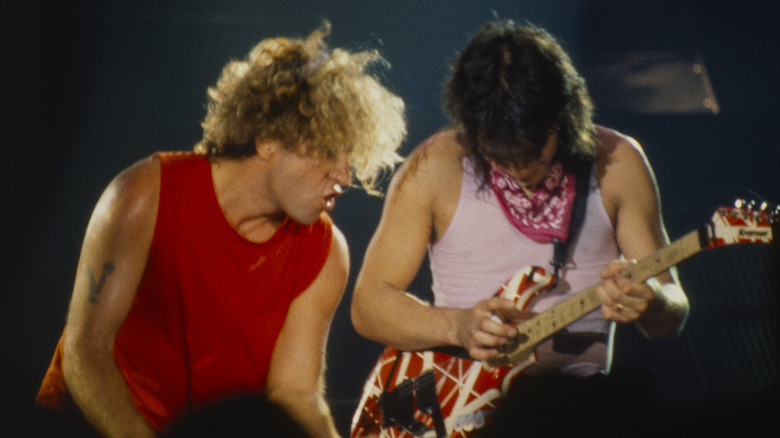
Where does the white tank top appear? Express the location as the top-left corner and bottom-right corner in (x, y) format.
(428, 157), (620, 375)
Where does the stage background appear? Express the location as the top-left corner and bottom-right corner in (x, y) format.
(3, 0), (778, 435)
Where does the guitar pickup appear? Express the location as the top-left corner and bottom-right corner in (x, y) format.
(379, 370), (446, 437)
(379, 377), (428, 435)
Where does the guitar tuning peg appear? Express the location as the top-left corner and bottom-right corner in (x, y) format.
(734, 199), (745, 209)
(759, 201), (768, 211)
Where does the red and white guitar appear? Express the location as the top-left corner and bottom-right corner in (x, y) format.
(350, 201), (777, 438)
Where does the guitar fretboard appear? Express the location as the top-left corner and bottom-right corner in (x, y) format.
(491, 228), (705, 366)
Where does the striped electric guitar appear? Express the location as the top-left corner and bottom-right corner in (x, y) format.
(350, 201), (777, 438)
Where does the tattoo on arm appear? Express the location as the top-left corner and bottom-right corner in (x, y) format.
(87, 262), (116, 305)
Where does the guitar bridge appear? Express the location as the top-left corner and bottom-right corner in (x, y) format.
(379, 370), (446, 437)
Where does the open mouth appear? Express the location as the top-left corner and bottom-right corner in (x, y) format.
(325, 195), (337, 210)
(324, 184), (344, 210)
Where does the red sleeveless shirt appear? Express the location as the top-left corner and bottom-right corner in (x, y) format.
(37, 152), (333, 430)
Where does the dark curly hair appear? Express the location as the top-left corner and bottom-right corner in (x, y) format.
(445, 20), (595, 185)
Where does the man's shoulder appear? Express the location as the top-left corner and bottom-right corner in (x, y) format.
(419, 129), (463, 154)
(594, 126), (644, 162)
(87, 155), (164, 239)
(403, 129), (464, 178)
(109, 155), (162, 203)
(385, 129), (464, 210)
(593, 125), (656, 207)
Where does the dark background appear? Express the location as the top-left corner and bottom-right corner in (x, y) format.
(4, 1), (779, 436)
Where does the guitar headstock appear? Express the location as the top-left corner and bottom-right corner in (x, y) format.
(706, 199), (777, 249)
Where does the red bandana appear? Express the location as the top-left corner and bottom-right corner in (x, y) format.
(488, 162), (576, 243)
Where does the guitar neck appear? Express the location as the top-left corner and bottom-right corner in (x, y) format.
(621, 227), (705, 282)
(497, 228), (705, 364)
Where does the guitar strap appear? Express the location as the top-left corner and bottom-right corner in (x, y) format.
(550, 158), (593, 287)
(547, 159), (609, 354)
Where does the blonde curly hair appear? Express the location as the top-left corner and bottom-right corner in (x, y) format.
(195, 22), (406, 194)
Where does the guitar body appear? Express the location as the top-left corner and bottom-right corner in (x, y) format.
(350, 267), (555, 438)
(350, 202), (777, 438)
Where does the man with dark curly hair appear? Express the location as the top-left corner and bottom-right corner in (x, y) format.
(351, 19), (689, 436)
(36, 23), (405, 438)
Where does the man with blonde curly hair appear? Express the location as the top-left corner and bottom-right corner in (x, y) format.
(36, 23), (405, 438)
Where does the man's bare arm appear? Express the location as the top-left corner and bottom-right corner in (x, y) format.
(595, 130), (690, 338)
(63, 157), (160, 438)
(351, 133), (524, 360)
(265, 225), (348, 438)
